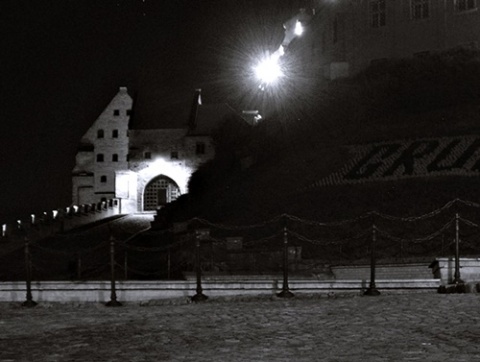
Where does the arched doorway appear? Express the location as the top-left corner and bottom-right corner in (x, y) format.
(143, 175), (181, 211)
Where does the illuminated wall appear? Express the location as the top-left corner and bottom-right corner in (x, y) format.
(72, 87), (218, 214)
(72, 87), (132, 205)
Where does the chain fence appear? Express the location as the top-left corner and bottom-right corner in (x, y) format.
(1, 198), (480, 293)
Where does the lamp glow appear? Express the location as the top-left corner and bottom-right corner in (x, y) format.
(254, 49), (284, 87)
(294, 20), (303, 36)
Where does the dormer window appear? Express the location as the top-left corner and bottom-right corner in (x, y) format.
(97, 129), (104, 138)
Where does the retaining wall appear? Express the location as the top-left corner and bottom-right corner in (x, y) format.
(431, 257), (480, 284)
(0, 279), (440, 303)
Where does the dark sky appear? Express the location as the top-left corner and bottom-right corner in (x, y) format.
(0, 0), (303, 221)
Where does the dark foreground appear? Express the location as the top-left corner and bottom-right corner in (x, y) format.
(1, 293), (480, 361)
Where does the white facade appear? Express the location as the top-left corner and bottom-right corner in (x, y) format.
(72, 87), (224, 214)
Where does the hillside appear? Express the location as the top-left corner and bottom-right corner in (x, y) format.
(160, 48), (480, 226)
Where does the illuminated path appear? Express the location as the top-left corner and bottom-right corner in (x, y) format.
(1, 293), (479, 361)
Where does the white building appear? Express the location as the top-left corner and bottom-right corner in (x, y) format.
(72, 87), (241, 214)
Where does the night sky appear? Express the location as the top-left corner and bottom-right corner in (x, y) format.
(0, 0), (304, 221)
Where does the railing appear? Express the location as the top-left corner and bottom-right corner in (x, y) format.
(2, 198), (480, 307)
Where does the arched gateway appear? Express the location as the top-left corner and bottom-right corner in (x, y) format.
(143, 175), (181, 211)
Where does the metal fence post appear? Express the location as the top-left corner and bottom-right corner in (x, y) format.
(22, 238), (37, 307)
(191, 229), (208, 302)
(364, 224), (380, 296)
(277, 216), (294, 298)
(124, 251), (128, 280)
(106, 236), (122, 307)
(453, 212), (464, 286)
(167, 247), (171, 280)
(77, 253), (82, 280)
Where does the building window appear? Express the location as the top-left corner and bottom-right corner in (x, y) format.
(97, 129), (104, 138)
(456, 0), (477, 11)
(112, 129), (118, 138)
(112, 154), (118, 162)
(96, 154), (104, 162)
(370, 0), (386, 28)
(411, 0), (429, 19)
(100, 175), (107, 183)
(144, 152), (151, 159)
(196, 142), (206, 155)
(126, 109), (132, 116)
(126, 153), (130, 162)
(113, 109), (120, 116)
(457, 0), (477, 11)
(171, 151), (178, 159)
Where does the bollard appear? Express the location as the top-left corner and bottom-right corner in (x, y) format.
(22, 238), (37, 307)
(106, 236), (122, 307)
(277, 220), (294, 298)
(364, 225), (380, 296)
(191, 230), (208, 302)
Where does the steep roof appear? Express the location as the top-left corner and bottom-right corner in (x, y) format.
(188, 103), (241, 136)
(129, 90), (242, 134)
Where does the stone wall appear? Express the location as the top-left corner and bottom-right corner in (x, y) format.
(1, 199), (120, 247)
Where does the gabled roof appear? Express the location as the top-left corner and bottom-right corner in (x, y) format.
(188, 103), (241, 136)
(128, 90), (243, 134)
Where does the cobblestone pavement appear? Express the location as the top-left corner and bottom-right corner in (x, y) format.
(1, 293), (480, 361)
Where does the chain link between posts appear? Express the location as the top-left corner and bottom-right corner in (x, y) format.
(3, 198), (480, 282)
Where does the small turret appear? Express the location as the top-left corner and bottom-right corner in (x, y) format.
(188, 88), (202, 130)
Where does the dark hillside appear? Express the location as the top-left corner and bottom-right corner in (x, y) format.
(161, 48), (480, 225)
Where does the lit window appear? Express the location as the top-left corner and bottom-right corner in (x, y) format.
(112, 154), (118, 162)
(411, 0), (429, 19)
(196, 142), (206, 155)
(96, 154), (104, 162)
(456, 0), (477, 11)
(171, 151), (178, 159)
(100, 176), (107, 183)
(144, 152), (151, 159)
(112, 129), (118, 138)
(97, 129), (104, 138)
(370, 0), (386, 28)
(113, 109), (120, 116)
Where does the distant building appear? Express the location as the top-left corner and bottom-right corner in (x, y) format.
(297, 0), (480, 79)
(72, 87), (242, 213)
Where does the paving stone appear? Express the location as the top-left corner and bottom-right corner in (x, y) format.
(1, 293), (480, 360)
